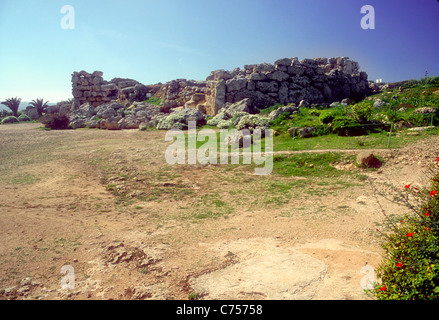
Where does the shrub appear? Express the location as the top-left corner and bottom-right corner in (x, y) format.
(310, 124), (331, 137)
(206, 108), (228, 126)
(352, 100), (373, 123)
(331, 116), (362, 135)
(383, 109), (401, 123)
(40, 112), (70, 129)
(216, 119), (233, 129)
(319, 110), (336, 124)
(1, 116), (19, 124)
(235, 115), (270, 132)
(230, 112), (248, 127)
(373, 159), (439, 299)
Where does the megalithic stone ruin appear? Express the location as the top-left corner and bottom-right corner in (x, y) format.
(70, 56), (370, 117)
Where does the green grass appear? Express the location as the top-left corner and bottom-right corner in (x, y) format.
(272, 152), (351, 178)
(10, 172), (39, 185)
(143, 97), (162, 106)
(273, 127), (439, 152)
(193, 193), (233, 217)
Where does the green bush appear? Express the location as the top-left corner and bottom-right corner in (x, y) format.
(318, 106), (348, 124)
(332, 116), (360, 132)
(404, 112), (437, 127)
(310, 124), (331, 137)
(40, 112), (70, 130)
(318, 110), (336, 124)
(352, 101), (373, 123)
(374, 159), (439, 299)
(1, 116), (19, 124)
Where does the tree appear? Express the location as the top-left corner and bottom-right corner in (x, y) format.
(1, 97), (21, 117)
(30, 99), (49, 117)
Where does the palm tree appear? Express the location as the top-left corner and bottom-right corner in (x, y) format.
(30, 99), (49, 116)
(1, 97), (21, 117)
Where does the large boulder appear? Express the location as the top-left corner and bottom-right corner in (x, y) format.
(267, 70), (289, 82)
(225, 98), (259, 118)
(156, 108), (205, 130)
(69, 117), (86, 129)
(288, 127), (299, 137)
(24, 106), (39, 120)
(118, 116), (141, 129)
(356, 152), (382, 168)
(299, 127), (316, 138)
(100, 116), (122, 130)
(226, 78), (247, 92)
(95, 101), (125, 119)
(78, 103), (95, 118)
(269, 104), (299, 121)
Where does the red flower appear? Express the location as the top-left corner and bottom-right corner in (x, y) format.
(430, 190), (437, 196)
(407, 232), (415, 237)
(396, 262), (403, 268)
(425, 227), (430, 231)
(425, 211), (431, 217)
(404, 184), (411, 189)
(380, 285), (386, 291)
(435, 157), (439, 162)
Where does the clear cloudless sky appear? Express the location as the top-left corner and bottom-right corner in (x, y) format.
(0, 0), (438, 103)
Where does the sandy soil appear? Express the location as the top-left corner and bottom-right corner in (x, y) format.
(0, 122), (438, 300)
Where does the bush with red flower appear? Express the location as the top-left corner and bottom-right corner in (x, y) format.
(373, 157), (439, 300)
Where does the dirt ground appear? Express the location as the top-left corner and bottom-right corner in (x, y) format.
(0, 122), (438, 300)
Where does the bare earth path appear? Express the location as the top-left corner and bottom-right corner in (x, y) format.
(1, 123), (438, 300)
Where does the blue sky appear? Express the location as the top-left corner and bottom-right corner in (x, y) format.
(0, 0), (438, 103)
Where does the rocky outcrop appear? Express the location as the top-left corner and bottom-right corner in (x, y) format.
(155, 79), (206, 111)
(68, 101), (167, 130)
(204, 57), (370, 115)
(71, 71), (157, 110)
(269, 104), (299, 121)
